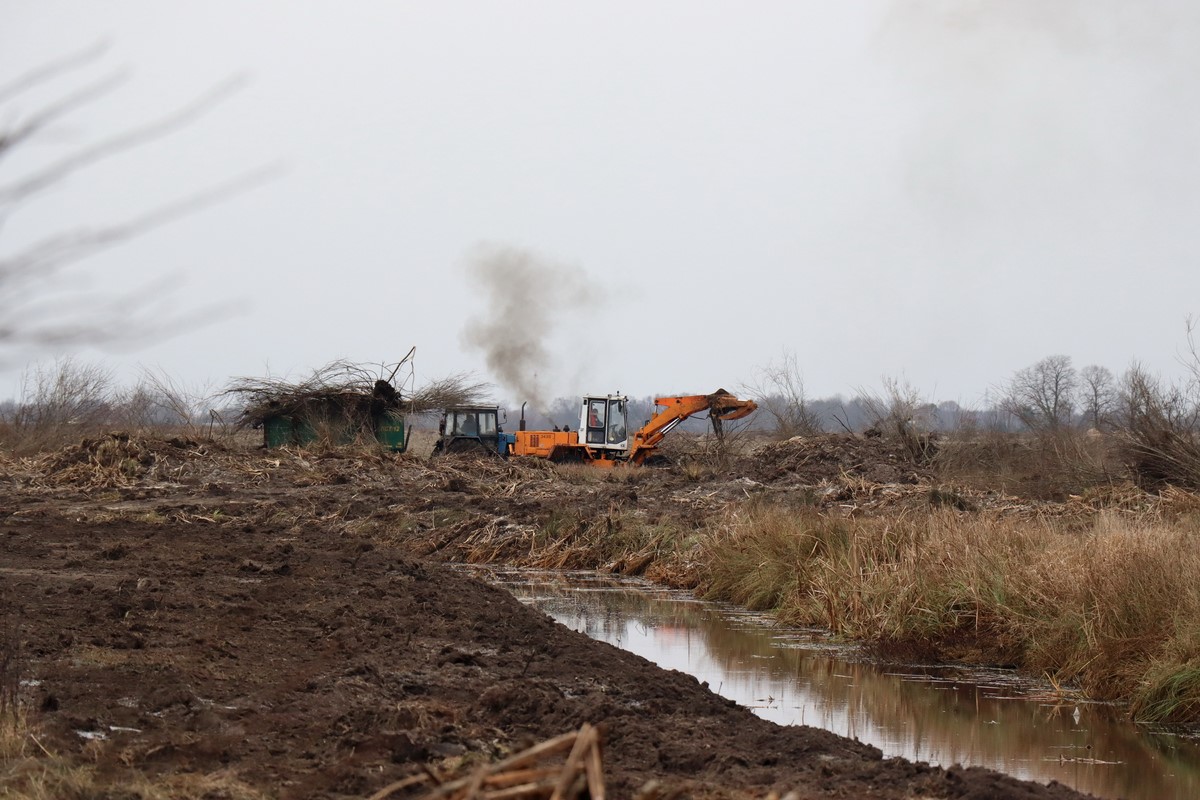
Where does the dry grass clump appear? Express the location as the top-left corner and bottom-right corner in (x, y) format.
(0, 720), (25, 767)
(1, 759), (268, 800)
(932, 428), (1123, 500)
(699, 505), (850, 613)
(552, 464), (609, 484)
(1134, 660), (1200, 726)
(1027, 516), (1200, 724)
(0, 704), (26, 767)
(1099, 362), (1200, 489)
(1123, 431), (1200, 490)
(1, 601), (23, 763)
(0, 359), (236, 456)
(697, 502), (1200, 724)
(523, 510), (685, 576)
(549, 463), (640, 486)
(1117, 366), (1200, 491)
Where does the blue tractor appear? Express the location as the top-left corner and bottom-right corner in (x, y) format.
(432, 406), (515, 457)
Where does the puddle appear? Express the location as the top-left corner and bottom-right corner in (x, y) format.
(478, 567), (1200, 800)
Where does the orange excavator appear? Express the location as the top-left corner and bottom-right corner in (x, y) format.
(510, 389), (757, 467)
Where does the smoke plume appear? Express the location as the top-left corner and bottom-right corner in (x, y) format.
(461, 244), (600, 409)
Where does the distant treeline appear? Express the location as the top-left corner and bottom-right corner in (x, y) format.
(513, 352), (1200, 439)
(514, 394), (989, 436)
(4, 353), (1198, 447)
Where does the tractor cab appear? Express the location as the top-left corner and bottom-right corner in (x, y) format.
(433, 406), (512, 456)
(579, 395), (629, 453)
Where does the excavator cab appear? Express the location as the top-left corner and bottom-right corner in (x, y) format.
(579, 395), (629, 452)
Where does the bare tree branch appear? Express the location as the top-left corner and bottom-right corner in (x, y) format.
(0, 41), (110, 106)
(1, 161), (280, 276)
(0, 74), (247, 206)
(0, 71), (127, 164)
(0, 45), (277, 353)
(0, 163), (278, 350)
(407, 372), (493, 413)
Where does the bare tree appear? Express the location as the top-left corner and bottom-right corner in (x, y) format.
(1184, 316), (1200, 389)
(115, 366), (220, 431)
(1117, 362), (1200, 488)
(1117, 363), (1198, 432)
(0, 357), (116, 453)
(0, 44), (275, 352)
(856, 376), (925, 434)
(854, 375), (937, 461)
(741, 350), (822, 439)
(1078, 364), (1117, 431)
(1001, 355), (1077, 432)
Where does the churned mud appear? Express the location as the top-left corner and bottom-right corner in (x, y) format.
(0, 434), (1097, 798)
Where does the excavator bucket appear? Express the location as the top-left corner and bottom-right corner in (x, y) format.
(706, 389), (758, 421)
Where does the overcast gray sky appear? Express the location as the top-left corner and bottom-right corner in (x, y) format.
(2, 1), (1198, 409)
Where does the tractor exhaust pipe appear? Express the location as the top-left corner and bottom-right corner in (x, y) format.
(520, 402), (527, 432)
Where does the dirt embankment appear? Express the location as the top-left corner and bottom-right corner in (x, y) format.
(0, 434), (1099, 798)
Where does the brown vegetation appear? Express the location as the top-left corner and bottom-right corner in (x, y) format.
(4, 365), (1200, 796)
(699, 504), (1200, 725)
(225, 357), (492, 426)
(1, 446), (1093, 800)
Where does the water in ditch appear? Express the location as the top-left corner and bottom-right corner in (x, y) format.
(475, 567), (1200, 800)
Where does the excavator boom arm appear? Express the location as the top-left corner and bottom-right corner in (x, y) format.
(628, 389), (756, 464)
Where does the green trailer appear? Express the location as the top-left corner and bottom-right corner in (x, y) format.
(261, 410), (408, 452)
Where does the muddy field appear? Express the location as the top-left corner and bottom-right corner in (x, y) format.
(0, 434), (1102, 798)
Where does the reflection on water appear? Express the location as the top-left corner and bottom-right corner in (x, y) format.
(476, 567), (1200, 800)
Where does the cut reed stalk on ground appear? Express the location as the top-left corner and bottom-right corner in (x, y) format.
(497, 510), (687, 575)
(367, 724), (605, 800)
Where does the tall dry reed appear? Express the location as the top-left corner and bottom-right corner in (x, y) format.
(698, 503), (1200, 724)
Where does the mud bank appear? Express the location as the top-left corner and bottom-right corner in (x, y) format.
(1, 512), (1092, 799)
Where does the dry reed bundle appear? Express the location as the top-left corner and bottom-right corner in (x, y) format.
(407, 373), (494, 415)
(226, 360), (406, 428)
(367, 724), (604, 800)
(225, 358), (492, 431)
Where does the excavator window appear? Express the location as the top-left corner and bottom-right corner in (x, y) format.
(606, 399), (627, 444)
(586, 400), (606, 444)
